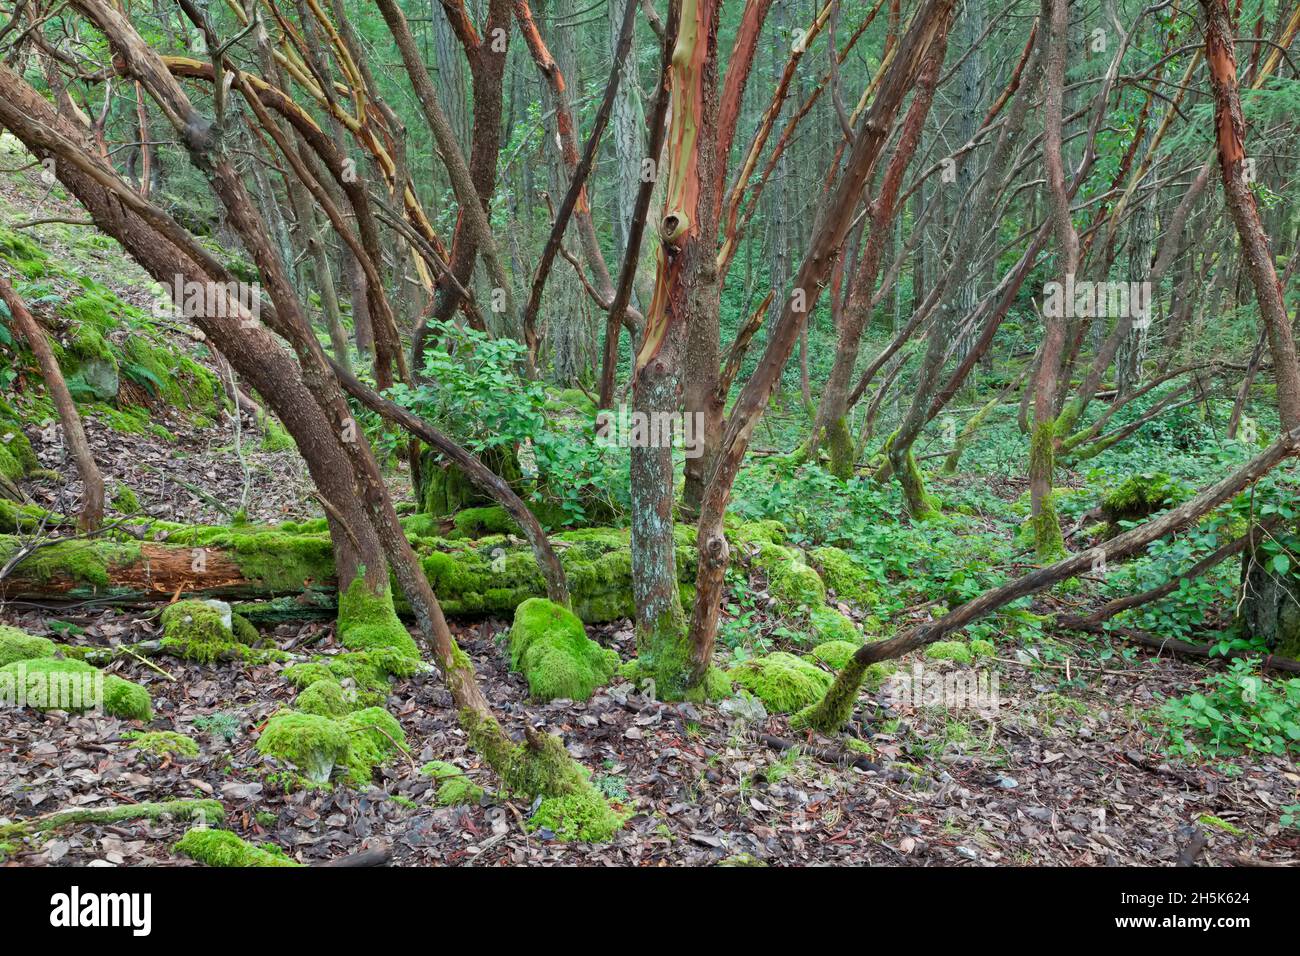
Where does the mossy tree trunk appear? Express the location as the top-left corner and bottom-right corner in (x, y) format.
(1029, 0), (1074, 563)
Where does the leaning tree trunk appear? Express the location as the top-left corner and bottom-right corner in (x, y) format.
(0, 277), (104, 532)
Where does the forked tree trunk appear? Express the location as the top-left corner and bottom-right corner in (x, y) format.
(685, 0), (958, 688)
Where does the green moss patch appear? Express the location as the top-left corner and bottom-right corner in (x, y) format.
(807, 640), (860, 670)
(528, 789), (628, 843)
(0, 625), (55, 666)
(122, 730), (199, 759)
(295, 678), (355, 717)
(1101, 472), (1188, 526)
(508, 597), (618, 701)
(0, 656), (150, 720)
(811, 546), (877, 607)
(420, 760), (486, 806)
(174, 828), (301, 867)
(730, 652), (835, 714)
(256, 706), (405, 788)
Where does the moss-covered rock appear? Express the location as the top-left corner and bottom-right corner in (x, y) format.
(808, 604), (862, 644)
(420, 760), (485, 806)
(729, 652), (834, 714)
(0, 624), (55, 666)
(924, 637), (994, 662)
(174, 828), (301, 867)
(160, 599), (237, 662)
(122, 730), (199, 759)
(508, 598), (618, 701)
(339, 706), (406, 786)
(255, 711), (351, 786)
(1101, 472), (1187, 527)
(284, 648), (418, 702)
(452, 505), (521, 538)
(807, 640), (860, 670)
(257, 704), (406, 788)
(0, 656), (151, 720)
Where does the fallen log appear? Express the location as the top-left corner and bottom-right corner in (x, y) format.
(0, 522), (698, 625)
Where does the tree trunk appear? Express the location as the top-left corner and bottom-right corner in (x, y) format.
(0, 277), (104, 532)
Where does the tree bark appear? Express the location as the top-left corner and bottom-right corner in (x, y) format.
(0, 276), (104, 532)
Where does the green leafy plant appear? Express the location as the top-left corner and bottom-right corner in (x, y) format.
(1159, 659), (1300, 757)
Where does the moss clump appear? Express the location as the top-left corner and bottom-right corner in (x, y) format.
(452, 505), (521, 538)
(1101, 472), (1186, 526)
(761, 545), (827, 610)
(924, 640), (973, 663)
(0, 656), (151, 720)
(421, 760), (485, 806)
(811, 546), (877, 607)
(284, 648), (417, 702)
(255, 711), (351, 786)
(808, 640), (861, 670)
(0, 625), (55, 666)
(730, 652), (835, 714)
(508, 597), (618, 701)
(295, 679), (354, 717)
(922, 638), (994, 663)
(231, 614), (259, 644)
(339, 706), (406, 786)
(110, 484), (140, 514)
(528, 789), (628, 842)
(122, 730), (199, 759)
(336, 577), (420, 660)
(174, 828), (301, 867)
(160, 599), (238, 662)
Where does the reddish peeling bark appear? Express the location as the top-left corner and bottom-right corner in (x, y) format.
(1200, 0), (1300, 429)
(628, 0), (719, 698)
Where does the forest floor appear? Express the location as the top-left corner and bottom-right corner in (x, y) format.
(1, 150), (1297, 867)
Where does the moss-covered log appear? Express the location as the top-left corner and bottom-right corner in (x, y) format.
(0, 523), (698, 624)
